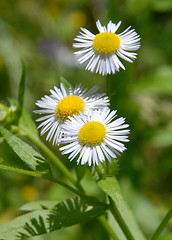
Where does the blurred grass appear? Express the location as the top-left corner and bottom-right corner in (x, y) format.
(0, 0), (172, 239)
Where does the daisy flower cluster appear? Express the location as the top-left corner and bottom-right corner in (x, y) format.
(35, 82), (129, 166)
(35, 19), (140, 165)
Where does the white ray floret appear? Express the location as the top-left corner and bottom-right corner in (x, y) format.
(73, 20), (141, 75)
(34, 83), (109, 145)
(59, 108), (130, 166)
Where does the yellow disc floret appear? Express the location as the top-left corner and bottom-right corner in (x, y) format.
(93, 32), (120, 54)
(56, 96), (85, 120)
(78, 121), (106, 146)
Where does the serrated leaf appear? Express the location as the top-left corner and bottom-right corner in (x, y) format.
(98, 177), (146, 240)
(49, 196), (107, 231)
(0, 210), (50, 240)
(0, 126), (51, 175)
(19, 200), (58, 211)
(0, 196), (107, 240)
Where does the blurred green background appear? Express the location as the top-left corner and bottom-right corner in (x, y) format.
(0, 0), (172, 239)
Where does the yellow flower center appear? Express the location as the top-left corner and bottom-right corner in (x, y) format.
(78, 121), (106, 146)
(93, 32), (120, 54)
(55, 96), (85, 120)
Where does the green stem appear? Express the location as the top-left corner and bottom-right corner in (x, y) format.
(0, 161), (106, 209)
(0, 163), (84, 198)
(46, 176), (85, 197)
(0, 164), (43, 178)
(26, 133), (76, 185)
(109, 197), (135, 240)
(98, 215), (120, 240)
(150, 208), (172, 240)
(0, 162), (85, 198)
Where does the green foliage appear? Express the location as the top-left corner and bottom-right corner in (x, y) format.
(91, 160), (119, 181)
(0, 197), (107, 240)
(98, 177), (146, 240)
(0, 126), (51, 175)
(0, 210), (50, 240)
(0, 0), (172, 239)
(15, 60), (26, 125)
(150, 208), (172, 240)
(48, 196), (107, 232)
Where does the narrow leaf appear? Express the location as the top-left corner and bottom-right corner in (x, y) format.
(150, 208), (172, 240)
(0, 126), (51, 175)
(98, 177), (146, 240)
(15, 61), (26, 124)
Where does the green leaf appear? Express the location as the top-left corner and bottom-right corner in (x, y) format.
(0, 196), (107, 239)
(0, 209), (50, 240)
(98, 177), (146, 240)
(19, 200), (59, 211)
(0, 126), (51, 175)
(48, 196), (107, 232)
(150, 208), (172, 240)
(15, 61), (26, 125)
(91, 160), (119, 181)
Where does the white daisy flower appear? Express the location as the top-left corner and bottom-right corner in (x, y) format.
(34, 83), (109, 145)
(59, 108), (130, 166)
(73, 20), (141, 75)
